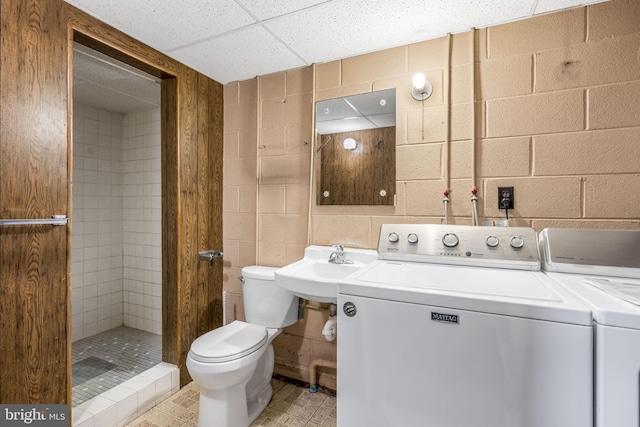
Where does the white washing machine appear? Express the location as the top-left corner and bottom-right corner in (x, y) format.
(540, 228), (640, 427)
(337, 224), (593, 427)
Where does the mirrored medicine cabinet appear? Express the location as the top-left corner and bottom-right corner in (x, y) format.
(315, 88), (396, 206)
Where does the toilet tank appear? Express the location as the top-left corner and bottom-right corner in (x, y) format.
(241, 266), (299, 328)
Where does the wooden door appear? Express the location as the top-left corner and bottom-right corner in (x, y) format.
(0, 0), (71, 403)
(0, 0), (225, 403)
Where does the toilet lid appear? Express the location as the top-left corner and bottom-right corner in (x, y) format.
(189, 320), (268, 363)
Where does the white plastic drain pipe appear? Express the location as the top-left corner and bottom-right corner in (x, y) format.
(322, 317), (337, 341)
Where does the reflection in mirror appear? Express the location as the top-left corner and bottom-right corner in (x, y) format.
(315, 88), (396, 205)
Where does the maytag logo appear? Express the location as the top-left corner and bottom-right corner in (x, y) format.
(431, 312), (459, 324)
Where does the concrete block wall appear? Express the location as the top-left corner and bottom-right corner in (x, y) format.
(222, 80), (259, 323)
(311, 0), (640, 247)
(222, 0), (640, 390)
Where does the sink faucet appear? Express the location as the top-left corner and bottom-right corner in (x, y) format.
(329, 244), (353, 264)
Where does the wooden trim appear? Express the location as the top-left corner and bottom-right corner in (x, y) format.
(65, 5), (180, 77)
(161, 77), (180, 366)
(178, 66), (199, 386)
(66, 19), (75, 407)
(208, 79), (224, 332)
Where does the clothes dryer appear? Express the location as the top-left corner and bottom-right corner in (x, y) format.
(540, 228), (640, 427)
(337, 224), (593, 427)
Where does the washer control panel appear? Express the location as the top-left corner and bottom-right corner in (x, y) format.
(378, 224), (540, 270)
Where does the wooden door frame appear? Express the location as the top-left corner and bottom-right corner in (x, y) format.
(67, 28), (181, 375)
(67, 1), (224, 394)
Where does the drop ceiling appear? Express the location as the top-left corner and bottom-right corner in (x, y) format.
(66, 0), (608, 86)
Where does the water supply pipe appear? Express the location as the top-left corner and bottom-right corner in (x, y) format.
(470, 29), (479, 225)
(309, 359), (337, 393)
(443, 190), (450, 224)
(443, 33), (452, 221)
(471, 188), (479, 226)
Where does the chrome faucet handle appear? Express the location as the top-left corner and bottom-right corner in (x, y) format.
(329, 244), (350, 264)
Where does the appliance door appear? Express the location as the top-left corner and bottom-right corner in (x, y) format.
(337, 294), (592, 427)
(597, 323), (640, 427)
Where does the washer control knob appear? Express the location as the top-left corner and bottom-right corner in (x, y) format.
(510, 236), (525, 249)
(442, 233), (459, 248)
(486, 235), (499, 247)
(407, 233), (419, 244)
(388, 232), (400, 243)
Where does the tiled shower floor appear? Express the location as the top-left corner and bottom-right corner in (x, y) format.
(72, 326), (162, 407)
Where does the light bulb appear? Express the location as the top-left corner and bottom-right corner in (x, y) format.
(412, 73), (426, 90)
(343, 138), (357, 150)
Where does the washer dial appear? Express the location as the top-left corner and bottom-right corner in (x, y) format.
(486, 235), (499, 247)
(407, 233), (419, 244)
(510, 236), (525, 248)
(388, 232), (399, 243)
(442, 233), (459, 248)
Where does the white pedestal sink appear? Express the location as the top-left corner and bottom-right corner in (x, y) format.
(274, 245), (379, 303)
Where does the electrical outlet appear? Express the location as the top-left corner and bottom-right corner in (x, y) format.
(498, 186), (514, 210)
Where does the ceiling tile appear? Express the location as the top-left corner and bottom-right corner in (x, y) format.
(535, 0), (607, 14)
(65, 0), (608, 88)
(267, 0), (533, 65)
(167, 26), (307, 84)
(66, 0), (256, 50)
(238, 0), (330, 20)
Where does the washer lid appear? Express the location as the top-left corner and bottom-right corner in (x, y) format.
(546, 272), (640, 329)
(189, 321), (268, 363)
(339, 260), (593, 325)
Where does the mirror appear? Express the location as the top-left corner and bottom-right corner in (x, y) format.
(315, 88), (396, 205)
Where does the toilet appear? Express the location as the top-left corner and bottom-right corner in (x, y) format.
(186, 266), (299, 427)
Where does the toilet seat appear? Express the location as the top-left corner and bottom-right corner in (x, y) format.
(189, 320), (268, 363)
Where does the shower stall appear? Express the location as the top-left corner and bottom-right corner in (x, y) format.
(71, 44), (177, 425)
(71, 102), (162, 403)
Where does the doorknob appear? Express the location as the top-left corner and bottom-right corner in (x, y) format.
(198, 250), (223, 262)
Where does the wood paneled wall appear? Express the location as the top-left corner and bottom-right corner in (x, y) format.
(0, 0), (224, 405)
(0, 0), (70, 404)
(317, 126), (396, 205)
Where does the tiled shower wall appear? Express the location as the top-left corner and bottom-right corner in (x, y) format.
(72, 103), (125, 341)
(223, 0), (640, 390)
(72, 103), (161, 341)
(122, 109), (162, 335)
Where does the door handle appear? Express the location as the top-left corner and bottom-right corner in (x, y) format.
(0, 215), (68, 226)
(198, 250), (223, 262)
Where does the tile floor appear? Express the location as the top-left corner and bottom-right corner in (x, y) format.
(72, 326), (162, 406)
(72, 326), (179, 427)
(126, 378), (337, 427)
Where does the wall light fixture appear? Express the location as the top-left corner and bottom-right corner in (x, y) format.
(411, 73), (433, 101)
